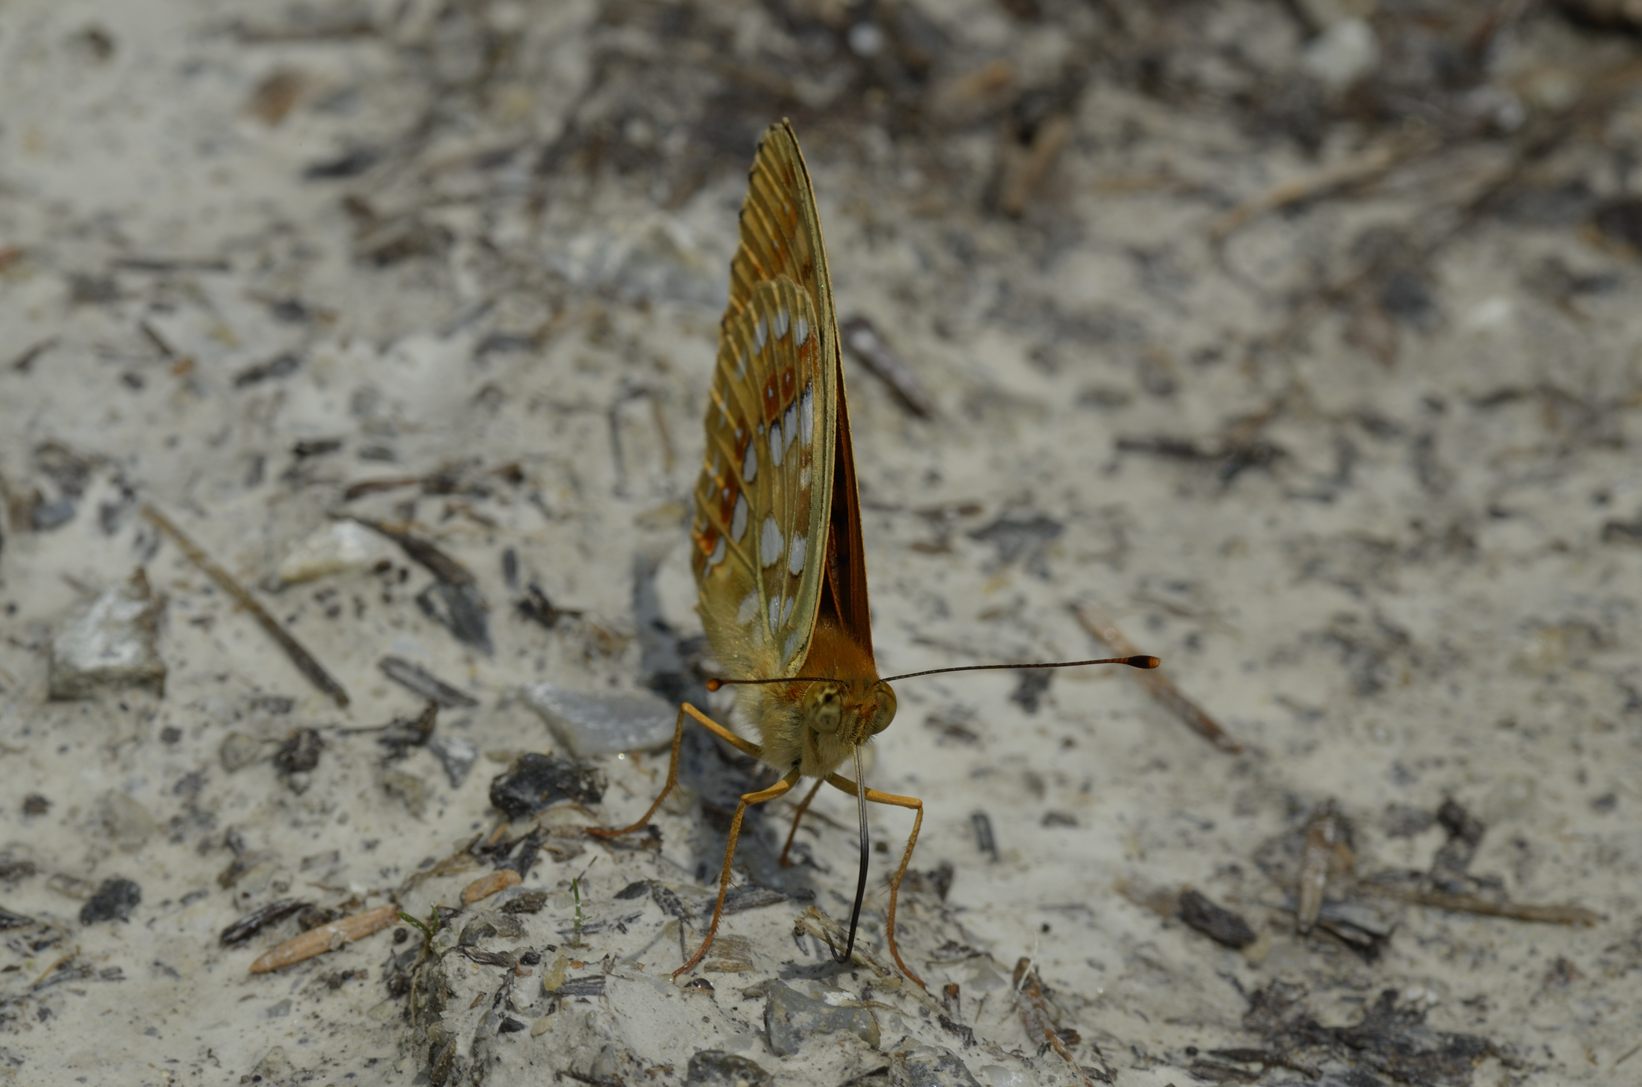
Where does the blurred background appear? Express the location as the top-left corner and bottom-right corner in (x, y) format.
(2, 2), (1639, 1084)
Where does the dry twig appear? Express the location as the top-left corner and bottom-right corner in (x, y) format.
(142, 504), (351, 707)
(1071, 602), (1242, 753)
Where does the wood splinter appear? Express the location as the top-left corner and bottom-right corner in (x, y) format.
(460, 868), (522, 906)
(248, 903), (399, 974)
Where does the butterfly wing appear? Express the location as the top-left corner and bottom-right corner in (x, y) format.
(692, 123), (840, 680)
(726, 122), (839, 344)
(749, 122), (875, 661)
(824, 345), (875, 661)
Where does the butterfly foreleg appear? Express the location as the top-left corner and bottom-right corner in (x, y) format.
(823, 772), (927, 990)
(587, 702), (764, 839)
(777, 775), (827, 867)
(675, 767), (802, 978)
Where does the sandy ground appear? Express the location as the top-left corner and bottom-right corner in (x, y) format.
(2, 1), (1640, 1084)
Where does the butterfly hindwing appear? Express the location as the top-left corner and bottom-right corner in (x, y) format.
(692, 276), (832, 678)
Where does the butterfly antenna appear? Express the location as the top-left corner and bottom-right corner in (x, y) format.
(880, 655), (1159, 684)
(707, 676), (835, 689)
(839, 744), (870, 965)
(706, 656), (1160, 690)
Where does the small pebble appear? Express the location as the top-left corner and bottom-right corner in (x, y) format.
(274, 520), (395, 586)
(80, 878), (142, 925)
(687, 1050), (773, 1087)
(1179, 889), (1257, 949)
(427, 734), (478, 788)
(48, 570), (166, 700)
(1300, 18), (1380, 94)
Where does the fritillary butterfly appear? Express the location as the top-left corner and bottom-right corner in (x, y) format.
(590, 120), (1158, 989)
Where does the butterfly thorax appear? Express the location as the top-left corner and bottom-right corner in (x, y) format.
(736, 612), (897, 778)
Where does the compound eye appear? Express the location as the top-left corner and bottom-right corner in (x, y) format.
(812, 685), (843, 733)
(868, 684), (897, 735)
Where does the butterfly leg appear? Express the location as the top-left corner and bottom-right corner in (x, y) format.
(587, 702), (764, 839)
(777, 776), (827, 867)
(823, 772), (927, 990)
(675, 768), (801, 977)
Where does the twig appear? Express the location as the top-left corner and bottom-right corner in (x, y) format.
(348, 515), (478, 588)
(227, 16), (377, 44)
(648, 394), (675, 476)
(349, 515), (492, 653)
(1070, 603), (1242, 753)
(11, 337), (58, 373)
(112, 255), (230, 273)
(1208, 133), (1438, 243)
(793, 909), (899, 986)
(1011, 958), (1109, 1087)
(841, 315), (936, 419)
(1360, 882), (1600, 926)
(379, 654), (479, 708)
(1297, 802), (1351, 934)
(142, 504), (351, 707)
(997, 113), (1073, 218)
(138, 320), (178, 360)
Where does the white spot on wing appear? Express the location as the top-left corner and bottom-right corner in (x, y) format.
(754, 316), (768, 351)
(800, 385), (814, 443)
(779, 596), (795, 625)
(760, 516), (782, 567)
(775, 308), (789, 338)
(795, 315), (810, 346)
(800, 466), (811, 490)
(770, 420), (784, 467)
(709, 537), (726, 568)
(783, 628), (803, 663)
(743, 443), (758, 483)
(768, 597), (781, 628)
(731, 495), (748, 541)
(737, 591), (758, 625)
(787, 535), (806, 576)
(783, 404), (798, 452)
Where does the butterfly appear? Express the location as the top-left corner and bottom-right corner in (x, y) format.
(589, 120), (1157, 989)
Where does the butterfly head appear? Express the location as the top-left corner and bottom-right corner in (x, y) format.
(804, 676), (896, 750)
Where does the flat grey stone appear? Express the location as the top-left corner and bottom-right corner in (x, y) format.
(686, 1049), (772, 1087)
(521, 682), (674, 757)
(763, 981), (880, 1059)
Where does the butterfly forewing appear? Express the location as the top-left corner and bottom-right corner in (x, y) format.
(727, 125), (839, 347)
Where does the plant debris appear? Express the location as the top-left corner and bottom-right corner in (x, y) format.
(488, 754), (607, 820)
(143, 504), (351, 707)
